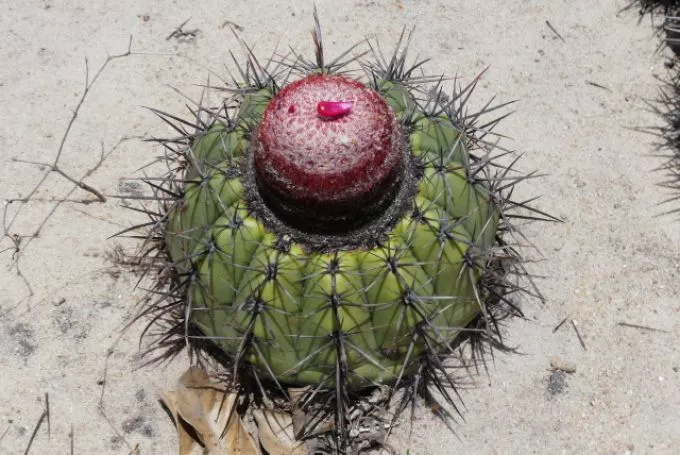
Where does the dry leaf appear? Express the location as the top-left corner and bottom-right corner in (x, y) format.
(253, 409), (308, 455)
(160, 367), (261, 455)
(288, 387), (309, 439)
(288, 387), (333, 440)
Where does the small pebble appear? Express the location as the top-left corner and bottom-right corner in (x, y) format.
(550, 356), (576, 373)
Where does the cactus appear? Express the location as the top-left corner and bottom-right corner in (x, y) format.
(625, 0), (680, 14)
(625, 0), (680, 215)
(646, 72), (680, 217)
(130, 15), (553, 453)
(624, 0), (680, 54)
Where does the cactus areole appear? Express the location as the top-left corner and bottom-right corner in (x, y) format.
(253, 74), (405, 232)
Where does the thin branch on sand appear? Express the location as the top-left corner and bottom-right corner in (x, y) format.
(22, 393), (50, 455)
(1, 37), (139, 297)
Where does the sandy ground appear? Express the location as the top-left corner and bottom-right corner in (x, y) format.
(1, 0), (679, 454)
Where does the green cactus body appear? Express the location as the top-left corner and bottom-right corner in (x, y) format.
(127, 17), (555, 451)
(163, 72), (501, 390)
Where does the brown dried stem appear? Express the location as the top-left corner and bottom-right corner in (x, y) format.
(1, 37), (138, 296)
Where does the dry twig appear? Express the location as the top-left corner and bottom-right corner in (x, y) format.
(617, 321), (669, 333)
(545, 20), (566, 42)
(571, 319), (587, 350)
(167, 18), (201, 41)
(22, 393), (50, 455)
(1, 37), (138, 296)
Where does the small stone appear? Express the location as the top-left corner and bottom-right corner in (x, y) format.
(550, 356), (576, 373)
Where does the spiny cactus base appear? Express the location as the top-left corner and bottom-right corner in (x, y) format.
(624, 0), (680, 54)
(126, 15), (554, 454)
(627, 1), (680, 216)
(643, 73), (680, 217)
(625, 0), (680, 14)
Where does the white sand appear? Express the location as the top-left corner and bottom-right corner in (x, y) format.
(1, 1), (679, 453)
